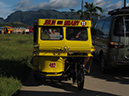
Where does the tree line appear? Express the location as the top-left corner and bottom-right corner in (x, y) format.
(0, 2), (103, 27)
(70, 2), (103, 21)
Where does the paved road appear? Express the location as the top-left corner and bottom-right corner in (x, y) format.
(18, 60), (129, 96)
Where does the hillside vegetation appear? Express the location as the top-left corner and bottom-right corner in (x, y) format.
(0, 34), (33, 96)
(3, 9), (78, 26)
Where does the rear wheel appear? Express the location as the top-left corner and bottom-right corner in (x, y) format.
(77, 70), (84, 90)
(72, 73), (76, 84)
(34, 72), (39, 80)
(100, 54), (109, 73)
(34, 71), (40, 80)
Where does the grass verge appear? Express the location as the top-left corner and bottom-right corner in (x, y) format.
(0, 34), (33, 96)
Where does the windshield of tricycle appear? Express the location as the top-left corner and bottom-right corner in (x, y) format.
(40, 26), (88, 41)
(66, 27), (88, 40)
(41, 26), (63, 40)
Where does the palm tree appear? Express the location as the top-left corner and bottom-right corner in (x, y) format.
(70, 9), (75, 19)
(65, 13), (69, 19)
(84, 2), (103, 20)
(76, 10), (84, 20)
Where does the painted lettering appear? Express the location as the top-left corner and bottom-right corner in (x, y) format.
(71, 21), (79, 26)
(44, 20), (56, 25)
(57, 21), (63, 25)
(49, 63), (56, 68)
(51, 20), (56, 25)
(44, 20), (51, 25)
(64, 21), (71, 26)
(43, 20), (80, 26)
(64, 20), (79, 26)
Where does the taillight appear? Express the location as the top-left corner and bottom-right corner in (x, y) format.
(108, 42), (124, 48)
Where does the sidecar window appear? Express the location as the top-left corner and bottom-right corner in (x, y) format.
(41, 26), (63, 40)
(66, 27), (88, 41)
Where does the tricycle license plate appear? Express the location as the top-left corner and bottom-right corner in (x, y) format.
(49, 63), (56, 68)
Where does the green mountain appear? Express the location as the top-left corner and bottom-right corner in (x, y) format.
(0, 17), (4, 25)
(5, 9), (78, 26)
(4, 22), (28, 27)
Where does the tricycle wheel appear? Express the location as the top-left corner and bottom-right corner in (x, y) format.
(77, 70), (84, 90)
(72, 72), (76, 83)
(34, 72), (40, 80)
(34, 73), (39, 80)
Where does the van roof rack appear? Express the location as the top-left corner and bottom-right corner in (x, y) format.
(108, 7), (129, 16)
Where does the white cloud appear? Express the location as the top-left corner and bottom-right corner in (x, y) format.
(93, 0), (123, 15)
(13, 0), (79, 11)
(0, 0), (124, 19)
(93, 0), (111, 7)
(104, 1), (123, 15)
(106, 1), (123, 10)
(0, 1), (13, 19)
(13, 0), (31, 11)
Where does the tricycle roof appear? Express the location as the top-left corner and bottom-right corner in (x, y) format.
(36, 19), (91, 27)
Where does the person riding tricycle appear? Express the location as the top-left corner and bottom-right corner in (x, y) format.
(32, 19), (95, 90)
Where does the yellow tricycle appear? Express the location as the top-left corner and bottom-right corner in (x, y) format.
(32, 19), (95, 90)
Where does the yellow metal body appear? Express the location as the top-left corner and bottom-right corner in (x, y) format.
(33, 19), (95, 77)
(3, 26), (13, 34)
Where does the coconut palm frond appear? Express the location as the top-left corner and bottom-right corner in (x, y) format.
(76, 2), (103, 20)
(83, 2), (103, 20)
(95, 7), (103, 13)
(77, 10), (83, 14)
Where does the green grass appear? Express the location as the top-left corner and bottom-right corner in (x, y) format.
(0, 77), (21, 96)
(0, 34), (33, 96)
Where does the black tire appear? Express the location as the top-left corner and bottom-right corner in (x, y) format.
(34, 73), (38, 80)
(100, 54), (109, 73)
(77, 70), (84, 90)
(34, 72), (40, 80)
(72, 72), (76, 84)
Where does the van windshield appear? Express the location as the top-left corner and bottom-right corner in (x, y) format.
(66, 27), (88, 41)
(41, 26), (63, 40)
(114, 16), (129, 36)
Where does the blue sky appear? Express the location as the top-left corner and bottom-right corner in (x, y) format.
(0, 0), (129, 19)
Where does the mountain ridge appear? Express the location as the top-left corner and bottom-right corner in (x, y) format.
(2, 9), (78, 26)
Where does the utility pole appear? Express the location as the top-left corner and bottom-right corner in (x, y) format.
(81, 0), (83, 20)
(81, 0), (83, 12)
(124, 0), (126, 7)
